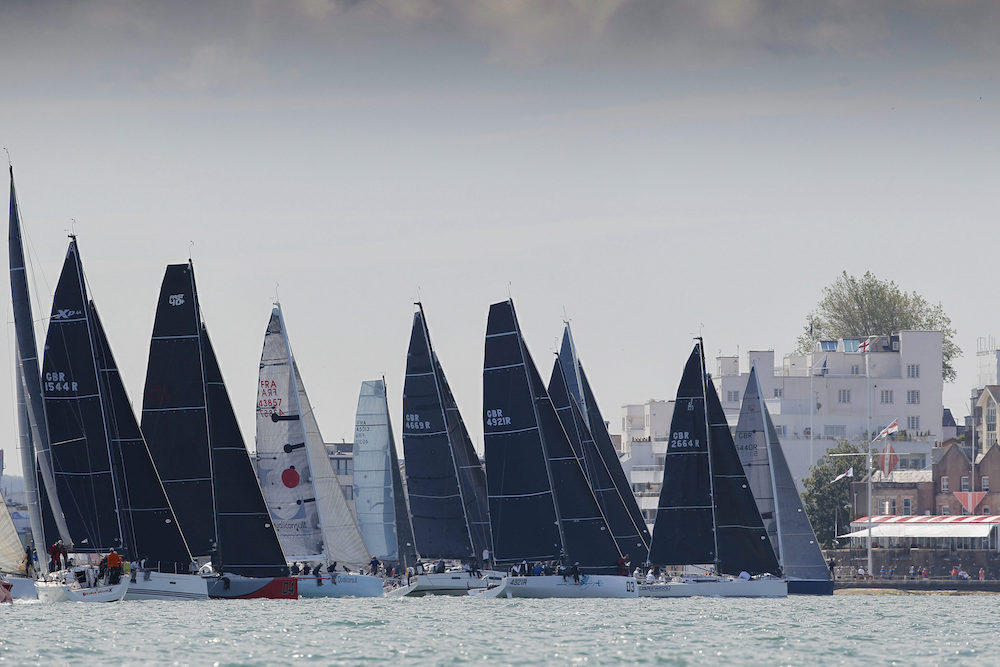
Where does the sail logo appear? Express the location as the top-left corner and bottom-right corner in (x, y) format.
(52, 308), (81, 320)
(670, 431), (699, 449)
(485, 409), (511, 427)
(405, 413), (432, 430)
(168, 294), (185, 306)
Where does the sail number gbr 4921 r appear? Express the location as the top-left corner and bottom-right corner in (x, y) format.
(485, 409), (511, 427)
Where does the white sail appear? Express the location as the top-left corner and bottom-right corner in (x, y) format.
(255, 310), (326, 561)
(296, 359), (370, 569)
(0, 499), (25, 575)
(353, 380), (397, 561)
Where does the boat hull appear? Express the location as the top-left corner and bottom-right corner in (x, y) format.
(124, 571), (209, 601)
(296, 574), (383, 598)
(787, 578), (834, 596)
(6, 575), (38, 600)
(35, 580), (129, 603)
(638, 577), (787, 598)
(389, 571), (503, 597)
(207, 575), (297, 599)
(472, 575), (638, 599)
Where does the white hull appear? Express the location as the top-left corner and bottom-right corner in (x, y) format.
(472, 575), (638, 599)
(638, 577), (787, 598)
(296, 574), (383, 598)
(123, 571), (209, 601)
(6, 575), (38, 600)
(388, 570), (504, 597)
(36, 580), (128, 603)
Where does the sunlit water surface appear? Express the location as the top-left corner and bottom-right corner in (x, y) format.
(1, 594), (993, 664)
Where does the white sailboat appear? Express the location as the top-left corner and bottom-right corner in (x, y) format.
(641, 342), (787, 599)
(255, 304), (382, 597)
(0, 497), (35, 600)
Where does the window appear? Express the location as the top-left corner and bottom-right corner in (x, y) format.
(880, 390), (894, 405)
(851, 364), (860, 375)
(941, 505), (950, 515)
(821, 340), (838, 352)
(774, 424), (786, 436)
(903, 498), (912, 515)
(962, 476), (970, 492)
(838, 389), (851, 404)
(773, 388), (783, 399)
(908, 416), (920, 431)
(888, 499), (897, 515)
(941, 476), (950, 492)
(844, 339), (859, 352)
(984, 508), (991, 515)
(984, 476), (991, 492)
(907, 390), (920, 405)
(727, 390), (739, 403)
(824, 425), (846, 438)
(907, 364), (920, 378)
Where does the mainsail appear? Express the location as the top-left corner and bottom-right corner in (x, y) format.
(142, 262), (287, 577)
(484, 300), (622, 574)
(649, 342), (779, 576)
(8, 166), (70, 559)
(40, 238), (194, 569)
(735, 367), (829, 582)
(555, 324), (651, 563)
(255, 304), (368, 569)
(402, 304), (490, 560)
(353, 379), (417, 567)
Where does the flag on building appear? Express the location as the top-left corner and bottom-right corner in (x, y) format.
(857, 337), (872, 353)
(831, 467), (854, 484)
(876, 418), (899, 441)
(878, 443), (899, 477)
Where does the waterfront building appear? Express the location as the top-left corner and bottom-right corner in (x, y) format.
(619, 399), (674, 532)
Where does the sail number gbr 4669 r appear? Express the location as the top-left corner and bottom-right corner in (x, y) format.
(670, 432), (700, 449)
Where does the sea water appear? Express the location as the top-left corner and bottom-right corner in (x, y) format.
(0, 595), (993, 664)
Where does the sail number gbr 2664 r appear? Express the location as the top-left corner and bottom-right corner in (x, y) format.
(670, 432), (700, 449)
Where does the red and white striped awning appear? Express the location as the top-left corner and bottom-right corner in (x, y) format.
(844, 515), (1000, 539)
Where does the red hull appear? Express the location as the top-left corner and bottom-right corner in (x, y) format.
(208, 576), (298, 599)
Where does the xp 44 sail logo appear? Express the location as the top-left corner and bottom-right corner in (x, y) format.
(52, 308), (82, 320)
(168, 294), (185, 306)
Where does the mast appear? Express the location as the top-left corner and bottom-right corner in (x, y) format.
(14, 350), (46, 573)
(696, 338), (721, 573)
(383, 375), (417, 568)
(8, 165), (72, 548)
(417, 302), (476, 556)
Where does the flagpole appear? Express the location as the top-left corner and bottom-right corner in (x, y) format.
(864, 338), (873, 577)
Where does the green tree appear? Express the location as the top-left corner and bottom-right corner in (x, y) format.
(802, 440), (861, 549)
(796, 271), (961, 382)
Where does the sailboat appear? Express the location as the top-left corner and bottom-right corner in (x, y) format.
(0, 496), (35, 599)
(642, 341), (786, 598)
(397, 303), (500, 596)
(8, 167), (123, 603)
(473, 300), (636, 599)
(352, 379), (418, 573)
(36, 237), (208, 601)
(141, 263), (296, 599)
(550, 323), (651, 564)
(735, 367), (832, 595)
(255, 304), (381, 597)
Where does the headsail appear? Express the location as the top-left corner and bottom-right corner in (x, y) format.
(402, 305), (490, 560)
(0, 499), (25, 574)
(142, 262), (287, 577)
(736, 367), (828, 582)
(650, 343), (779, 576)
(484, 300), (621, 574)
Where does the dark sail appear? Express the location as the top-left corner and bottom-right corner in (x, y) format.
(387, 402), (418, 569)
(548, 358), (648, 564)
(42, 240), (120, 552)
(484, 300), (621, 573)
(142, 263), (216, 559)
(202, 327), (288, 577)
(650, 343), (779, 576)
(649, 345), (717, 566)
(142, 262), (287, 577)
(8, 166), (70, 551)
(402, 306), (490, 559)
(736, 368), (828, 582)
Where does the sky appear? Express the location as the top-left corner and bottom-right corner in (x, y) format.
(1, 0), (998, 479)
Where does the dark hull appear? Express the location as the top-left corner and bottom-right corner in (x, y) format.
(207, 576), (298, 599)
(787, 579), (834, 595)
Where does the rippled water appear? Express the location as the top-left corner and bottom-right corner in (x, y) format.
(0, 594), (993, 664)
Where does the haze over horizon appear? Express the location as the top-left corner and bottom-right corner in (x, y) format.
(1, 0), (998, 479)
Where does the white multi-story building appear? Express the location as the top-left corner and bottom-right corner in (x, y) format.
(713, 331), (945, 487)
(619, 399), (675, 531)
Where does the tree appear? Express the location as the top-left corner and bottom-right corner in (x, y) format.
(802, 440), (861, 549)
(796, 271), (961, 382)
